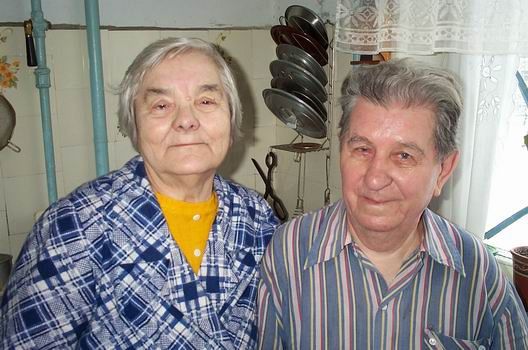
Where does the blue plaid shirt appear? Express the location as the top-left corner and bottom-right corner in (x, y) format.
(0, 156), (278, 349)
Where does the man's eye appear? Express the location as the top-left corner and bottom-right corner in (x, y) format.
(154, 103), (168, 110)
(400, 152), (412, 160)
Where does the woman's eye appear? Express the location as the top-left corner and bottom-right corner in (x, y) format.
(200, 98), (216, 105)
(154, 103), (168, 110)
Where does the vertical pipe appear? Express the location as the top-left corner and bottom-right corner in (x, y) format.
(84, 0), (109, 176)
(31, 0), (58, 204)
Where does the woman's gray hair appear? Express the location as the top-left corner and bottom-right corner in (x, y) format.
(339, 58), (462, 160)
(117, 37), (242, 151)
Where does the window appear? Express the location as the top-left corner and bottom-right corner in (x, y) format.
(484, 57), (528, 254)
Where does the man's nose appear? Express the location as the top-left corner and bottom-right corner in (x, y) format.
(172, 104), (199, 131)
(363, 157), (392, 190)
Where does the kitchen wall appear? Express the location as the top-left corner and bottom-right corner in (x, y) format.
(0, 25), (350, 259)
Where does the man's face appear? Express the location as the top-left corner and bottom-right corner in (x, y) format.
(340, 98), (457, 236)
(134, 51), (231, 182)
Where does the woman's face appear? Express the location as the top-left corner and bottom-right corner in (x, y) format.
(134, 51), (231, 184)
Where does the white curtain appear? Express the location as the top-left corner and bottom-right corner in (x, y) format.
(429, 54), (519, 237)
(334, 0), (527, 237)
(335, 0), (528, 55)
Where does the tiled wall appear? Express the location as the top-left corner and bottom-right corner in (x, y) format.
(0, 26), (348, 260)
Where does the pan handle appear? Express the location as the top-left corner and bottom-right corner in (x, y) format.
(24, 20), (37, 67)
(6, 141), (21, 153)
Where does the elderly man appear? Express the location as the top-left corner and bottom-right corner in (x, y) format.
(258, 59), (528, 349)
(1, 37), (278, 349)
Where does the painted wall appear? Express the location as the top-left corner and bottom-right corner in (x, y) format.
(0, 0), (337, 28)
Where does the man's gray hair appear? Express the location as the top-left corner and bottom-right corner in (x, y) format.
(339, 58), (462, 160)
(117, 37), (242, 151)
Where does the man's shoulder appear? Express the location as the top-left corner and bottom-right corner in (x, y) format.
(270, 201), (343, 263)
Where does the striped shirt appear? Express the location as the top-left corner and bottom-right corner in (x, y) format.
(258, 200), (528, 349)
(1, 156), (278, 349)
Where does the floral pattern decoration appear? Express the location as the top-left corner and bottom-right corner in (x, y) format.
(0, 28), (21, 91)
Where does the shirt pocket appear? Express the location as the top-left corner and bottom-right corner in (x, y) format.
(424, 328), (490, 350)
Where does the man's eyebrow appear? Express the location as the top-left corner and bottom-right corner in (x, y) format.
(398, 141), (425, 156)
(346, 135), (371, 144)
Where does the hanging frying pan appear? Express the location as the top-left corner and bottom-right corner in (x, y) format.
(270, 25), (328, 66)
(271, 77), (327, 120)
(262, 88), (326, 139)
(0, 95), (21, 152)
(269, 59), (327, 103)
(276, 44), (327, 86)
(271, 76), (327, 103)
(285, 5), (329, 50)
(290, 90), (327, 121)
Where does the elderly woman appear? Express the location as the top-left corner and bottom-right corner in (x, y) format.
(0, 37), (278, 349)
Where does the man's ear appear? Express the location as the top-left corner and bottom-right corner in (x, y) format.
(433, 150), (459, 197)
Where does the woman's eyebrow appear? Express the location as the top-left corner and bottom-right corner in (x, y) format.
(198, 83), (222, 93)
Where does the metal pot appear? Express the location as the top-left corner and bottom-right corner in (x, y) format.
(0, 94), (21, 152)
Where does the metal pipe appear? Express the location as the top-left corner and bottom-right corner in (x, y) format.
(84, 0), (109, 176)
(31, 0), (58, 203)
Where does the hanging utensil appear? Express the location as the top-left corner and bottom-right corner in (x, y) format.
(276, 44), (327, 86)
(284, 5), (329, 50)
(293, 152), (306, 217)
(270, 25), (328, 66)
(269, 59), (327, 102)
(251, 151), (289, 222)
(0, 95), (21, 152)
(262, 88), (327, 139)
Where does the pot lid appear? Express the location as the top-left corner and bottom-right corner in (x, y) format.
(276, 44), (327, 86)
(270, 25), (328, 66)
(269, 59), (327, 102)
(285, 5), (329, 50)
(0, 95), (16, 151)
(290, 90), (327, 121)
(262, 88), (326, 139)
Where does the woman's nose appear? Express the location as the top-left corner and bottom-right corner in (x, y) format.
(172, 104), (199, 131)
(363, 157), (392, 190)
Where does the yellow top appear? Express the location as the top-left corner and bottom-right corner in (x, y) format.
(156, 191), (218, 274)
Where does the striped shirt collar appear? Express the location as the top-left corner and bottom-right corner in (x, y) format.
(304, 200), (465, 276)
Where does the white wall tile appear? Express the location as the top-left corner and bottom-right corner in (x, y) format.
(55, 87), (93, 147)
(47, 30), (89, 89)
(9, 232), (29, 261)
(107, 31), (161, 86)
(249, 78), (276, 128)
(61, 144), (97, 195)
(113, 140), (138, 170)
(251, 29), (277, 79)
(0, 115), (48, 177)
(160, 30), (209, 41)
(4, 174), (49, 235)
(0, 210), (9, 255)
(209, 30), (252, 81)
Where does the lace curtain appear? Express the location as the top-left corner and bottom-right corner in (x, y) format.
(335, 0), (528, 55)
(429, 54), (520, 238)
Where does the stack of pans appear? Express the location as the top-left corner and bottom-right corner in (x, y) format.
(263, 5), (329, 139)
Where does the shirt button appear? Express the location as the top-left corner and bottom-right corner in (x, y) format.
(478, 346), (486, 350)
(428, 337), (437, 346)
(192, 214), (201, 221)
(381, 305), (387, 311)
(193, 249), (201, 257)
